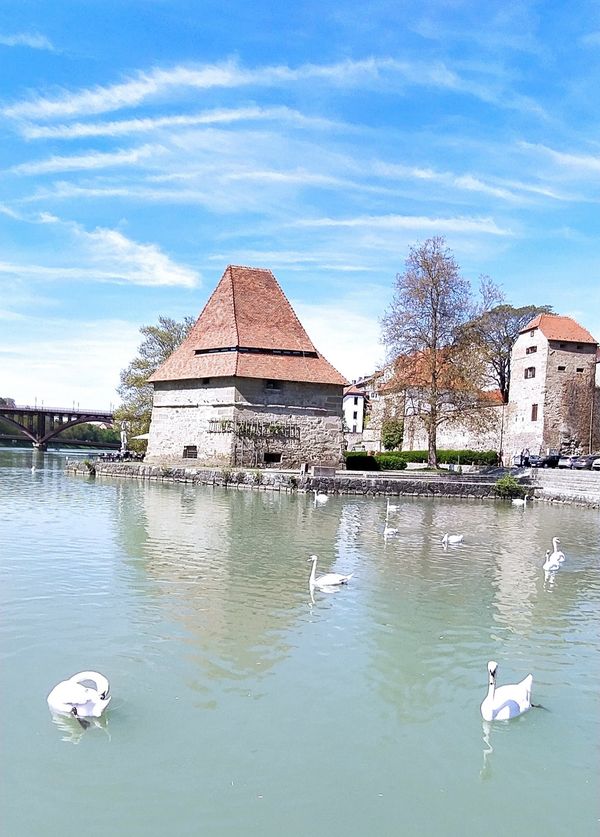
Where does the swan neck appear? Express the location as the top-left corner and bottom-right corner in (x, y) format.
(309, 560), (316, 586)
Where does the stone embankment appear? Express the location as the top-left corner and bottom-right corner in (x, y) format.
(66, 460), (525, 500)
(531, 468), (600, 509)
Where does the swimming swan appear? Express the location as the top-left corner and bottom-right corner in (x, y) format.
(314, 491), (328, 505)
(543, 537), (565, 572)
(512, 495), (528, 507)
(442, 533), (463, 547)
(308, 555), (352, 589)
(47, 671), (111, 718)
(480, 660), (533, 721)
(386, 498), (399, 512)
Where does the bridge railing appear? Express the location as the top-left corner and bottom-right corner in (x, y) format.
(3, 405), (114, 417)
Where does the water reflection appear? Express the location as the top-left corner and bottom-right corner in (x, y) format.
(49, 711), (111, 744)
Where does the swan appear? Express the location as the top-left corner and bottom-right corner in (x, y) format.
(308, 555), (352, 589)
(442, 533), (463, 547)
(313, 491), (328, 505)
(386, 498), (399, 512)
(480, 660), (533, 721)
(383, 524), (399, 537)
(47, 671), (111, 719)
(512, 495), (528, 507)
(543, 537), (565, 571)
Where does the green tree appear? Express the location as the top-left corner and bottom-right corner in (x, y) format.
(381, 237), (490, 468)
(116, 315), (194, 433)
(466, 299), (552, 403)
(381, 417), (404, 450)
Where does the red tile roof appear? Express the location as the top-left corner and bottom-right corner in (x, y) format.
(520, 313), (597, 344)
(150, 265), (347, 386)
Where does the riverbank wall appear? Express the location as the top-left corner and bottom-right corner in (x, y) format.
(65, 460), (527, 500)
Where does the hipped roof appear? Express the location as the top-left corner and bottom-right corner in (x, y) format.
(149, 265), (347, 386)
(520, 313), (597, 345)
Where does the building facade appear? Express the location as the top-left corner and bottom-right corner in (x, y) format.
(506, 314), (598, 459)
(145, 266), (347, 467)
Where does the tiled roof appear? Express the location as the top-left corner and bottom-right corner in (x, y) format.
(150, 265), (347, 386)
(343, 384), (365, 397)
(520, 313), (597, 344)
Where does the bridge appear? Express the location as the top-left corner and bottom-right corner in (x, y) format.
(0, 404), (115, 450)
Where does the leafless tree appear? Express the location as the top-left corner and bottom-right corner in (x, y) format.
(381, 237), (490, 467)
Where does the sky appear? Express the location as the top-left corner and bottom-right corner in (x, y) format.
(1, 0), (600, 410)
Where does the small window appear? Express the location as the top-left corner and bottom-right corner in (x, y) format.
(352, 424), (357, 433)
(526, 346), (537, 354)
(263, 451), (282, 464)
(265, 380), (282, 391)
(353, 396), (358, 405)
(183, 445), (198, 459)
(557, 365), (566, 371)
(530, 329), (535, 336)
(531, 404), (538, 421)
(202, 378), (211, 385)
(524, 367), (536, 379)
(353, 411), (358, 420)
(576, 367), (584, 373)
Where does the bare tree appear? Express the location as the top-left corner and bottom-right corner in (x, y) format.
(381, 237), (489, 467)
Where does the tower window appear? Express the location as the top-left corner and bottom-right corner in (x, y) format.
(183, 445), (198, 459)
(525, 346), (537, 354)
(576, 367), (584, 373)
(531, 404), (538, 421)
(524, 367), (536, 379)
(557, 366), (566, 371)
(265, 380), (282, 391)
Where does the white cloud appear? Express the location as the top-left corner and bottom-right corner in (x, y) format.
(521, 142), (600, 174)
(2, 56), (535, 122)
(295, 213), (512, 236)
(0, 32), (54, 50)
(0, 221), (200, 288)
(9, 144), (159, 175)
(0, 319), (140, 408)
(294, 301), (383, 380)
(20, 106), (340, 140)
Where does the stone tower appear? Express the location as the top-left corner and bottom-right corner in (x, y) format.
(145, 265), (347, 467)
(507, 313), (598, 457)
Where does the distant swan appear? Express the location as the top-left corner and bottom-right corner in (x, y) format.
(480, 660), (533, 721)
(383, 524), (399, 537)
(442, 533), (463, 547)
(314, 491), (328, 505)
(386, 498), (399, 512)
(512, 495), (528, 507)
(47, 671), (111, 719)
(308, 555), (352, 589)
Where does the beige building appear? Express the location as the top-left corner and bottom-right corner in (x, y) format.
(506, 313), (598, 459)
(145, 265), (347, 468)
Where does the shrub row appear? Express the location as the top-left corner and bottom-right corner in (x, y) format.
(344, 449), (498, 470)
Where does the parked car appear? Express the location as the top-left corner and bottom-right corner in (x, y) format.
(592, 458), (600, 470)
(558, 454), (579, 469)
(572, 453), (600, 469)
(529, 452), (560, 468)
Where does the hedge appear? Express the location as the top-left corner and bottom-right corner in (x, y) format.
(344, 448), (498, 470)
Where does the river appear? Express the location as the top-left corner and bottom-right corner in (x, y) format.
(1, 448), (598, 836)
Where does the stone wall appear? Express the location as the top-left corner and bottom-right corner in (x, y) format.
(505, 327), (547, 458)
(402, 405), (502, 453)
(146, 377), (345, 468)
(542, 341), (596, 453)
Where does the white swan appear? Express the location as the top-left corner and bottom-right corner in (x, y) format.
(480, 660), (533, 721)
(313, 491), (328, 505)
(47, 671), (111, 719)
(512, 495), (528, 507)
(543, 537), (565, 571)
(386, 498), (399, 512)
(442, 533), (463, 547)
(308, 555), (352, 589)
(383, 524), (399, 537)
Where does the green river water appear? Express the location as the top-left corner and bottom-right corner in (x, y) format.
(1, 449), (598, 836)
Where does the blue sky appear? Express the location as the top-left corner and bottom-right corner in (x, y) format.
(2, 0), (600, 409)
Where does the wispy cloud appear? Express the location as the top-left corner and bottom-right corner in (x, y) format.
(0, 218), (200, 288)
(20, 106), (340, 140)
(9, 145), (160, 175)
(522, 142), (600, 174)
(295, 213), (512, 236)
(0, 32), (54, 50)
(2, 56), (540, 122)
